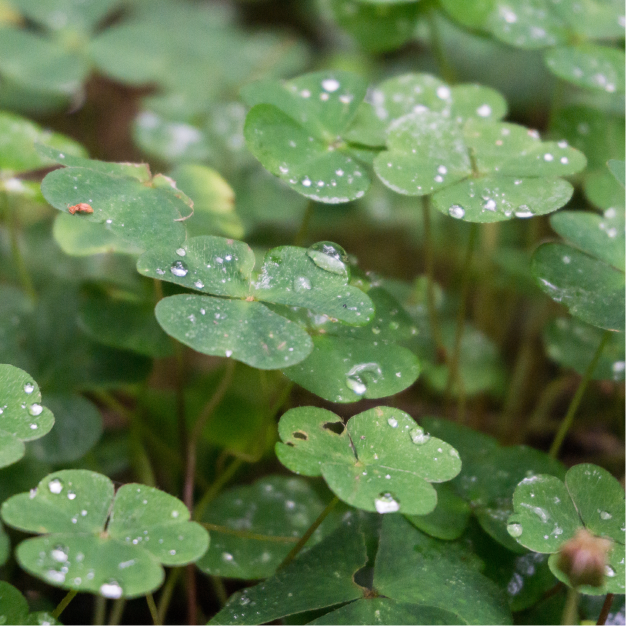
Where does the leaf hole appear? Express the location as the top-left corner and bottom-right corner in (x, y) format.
(323, 421), (345, 435)
(293, 431), (308, 440)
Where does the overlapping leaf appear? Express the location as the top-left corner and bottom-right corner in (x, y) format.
(532, 208), (625, 331)
(507, 463), (625, 595)
(197, 476), (340, 580)
(282, 287), (421, 402)
(0, 581), (59, 626)
(0, 365), (54, 469)
(373, 80), (586, 221)
(1, 470), (209, 598)
(422, 417), (566, 551)
(243, 70), (375, 203)
(276, 406), (461, 515)
(138, 237), (374, 369)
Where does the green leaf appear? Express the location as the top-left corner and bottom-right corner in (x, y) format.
(423, 417), (565, 552)
(27, 394), (103, 464)
(155, 295), (314, 370)
(374, 515), (513, 624)
(78, 293), (173, 358)
(325, 0), (422, 53)
(276, 406), (461, 515)
(0, 365), (55, 469)
(196, 476), (338, 580)
(9, 0), (123, 31)
(309, 597), (460, 625)
(370, 73), (508, 124)
(0, 581), (29, 625)
(208, 520), (367, 625)
(40, 152), (188, 252)
(1, 470), (209, 597)
(534, 205), (625, 333)
(405, 482), (471, 540)
(0, 111), (86, 175)
(243, 70), (372, 203)
(548, 0), (625, 39)
(608, 159), (625, 188)
(543, 318), (625, 381)
(545, 44), (625, 93)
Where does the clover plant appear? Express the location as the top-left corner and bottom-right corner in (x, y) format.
(0, 0), (623, 624)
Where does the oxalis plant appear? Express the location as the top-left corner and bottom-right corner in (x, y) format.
(0, 1), (624, 625)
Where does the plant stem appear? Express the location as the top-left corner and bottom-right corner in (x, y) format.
(597, 593), (614, 625)
(174, 341), (188, 483)
(293, 200), (315, 246)
(210, 576), (228, 608)
(549, 330), (610, 458)
(422, 197), (446, 362)
(201, 523), (300, 542)
(93, 595), (106, 626)
(561, 587), (579, 625)
(157, 567), (182, 624)
(193, 458), (243, 522)
(52, 589), (78, 620)
(146, 593), (160, 625)
(277, 496), (339, 570)
(527, 374), (573, 433)
(445, 223), (478, 414)
(107, 598), (125, 626)
(2, 191), (36, 302)
(186, 564), (198, 625)
(427, 6), (455, 84)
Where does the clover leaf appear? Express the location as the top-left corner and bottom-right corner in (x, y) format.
(242, 70), (375, 203)
(507, 463), (625, 595)
(275, 406), (461, 515)
(137, 236), (374, 369)
(197, 475), (340, 580)
(374, 98), (586, 221)
(0, 365), (55, 469)
(532, 208), (625, 331)
(422, 417), (566, 552)
(1, 470), (209, 598)
(441, 0), (625, 93)
(39, 146), (190, 252)
(0, 581), (59, 626)
(281, 287), (421, 402)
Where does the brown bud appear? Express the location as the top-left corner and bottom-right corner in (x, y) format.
(557, 528), (613, 588)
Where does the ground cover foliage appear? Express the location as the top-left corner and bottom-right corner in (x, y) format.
(0, 0), (624, 624)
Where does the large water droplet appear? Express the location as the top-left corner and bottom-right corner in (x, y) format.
(600, 510), (612, 520)
(51, 545), (69, 563)
(507, 523), (523, 538)
(345, 363), (382, 397)
(293, 276), (312, 292)
(100, 581), (123, 599)
(375, 493), (400, 514)
(410, 426), (430, 445)
(387, 417), (398, 428)
(449, 205), (465, 219)
(170, 260), (188, 277)
(29, 403), (43, 416)
(515, 205), (533, 218)
(48, 478), (63, 494)
(307, 242), (349, 277)
(24, 383), (34, 394)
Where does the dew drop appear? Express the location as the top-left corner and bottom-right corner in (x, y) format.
(225, 350), (233, 358)
(409, 426), (430, 445)
(222, 552), (234, 562)
(67, 491), (77, 500)
(100, 581), (123, 599)
(51, 545), (69, 563)
(449, 205), (465, 219)
(48, 478), (63, 494)
(321, 78), (340, 92)
(482, 199), (496, 211)
(375, 493), (400, 514)
(307, 241), (349, 276)
(170, 260), (188, 277)
(29, 403), (43, 416)
(176, 248), (186, 257)
(515, 206), (533, 218)
(194, 280), (204, 289)
(293, 276), (312, 292)
(476, 104), (492, 117)
(507, 523), (523, 538)
(24, 383), (34, 394)
(387, 417), (398, 428)
(543, 153), (554, 162)
(600, 510), (613, 520)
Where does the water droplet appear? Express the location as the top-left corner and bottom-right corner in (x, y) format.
(449, 205), (465, 219)
(449, 448), (460, 458)
(600, 511), (612, 520)
(293, 276), (312, 292)
(194, 280), (204, 289)
(225, 350), (233, 358)
(67, 491), (77, 500)
(345, 363), (381, 396)
(302, 177), (312, 187)
(48, 478), (63, 494)
(515, 206), (533, 218)
(51, 545), (69, 563)
(46, 570), (66, 584)
(100, 581), (123, 599)
(436, 86), (451, 100)
(375, 493), (400, 514)
(410, 426), (430, 445)
(605, 565), (616, 577)
(476, 104), (492, 117)
(387, 417), (398, 428)
(170, 261), (188, 277)
(222, 552), (234, 562)
(176, 248), (186, 257)
(483, 199), (497, 211)
(321, 78), (340, 92)
(543, 153), (554, 162)
(307, 242), (349, 276)
(24, 383), (34, 394)
(507, 523), (523, 538)
(29, 403), (43, 416)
